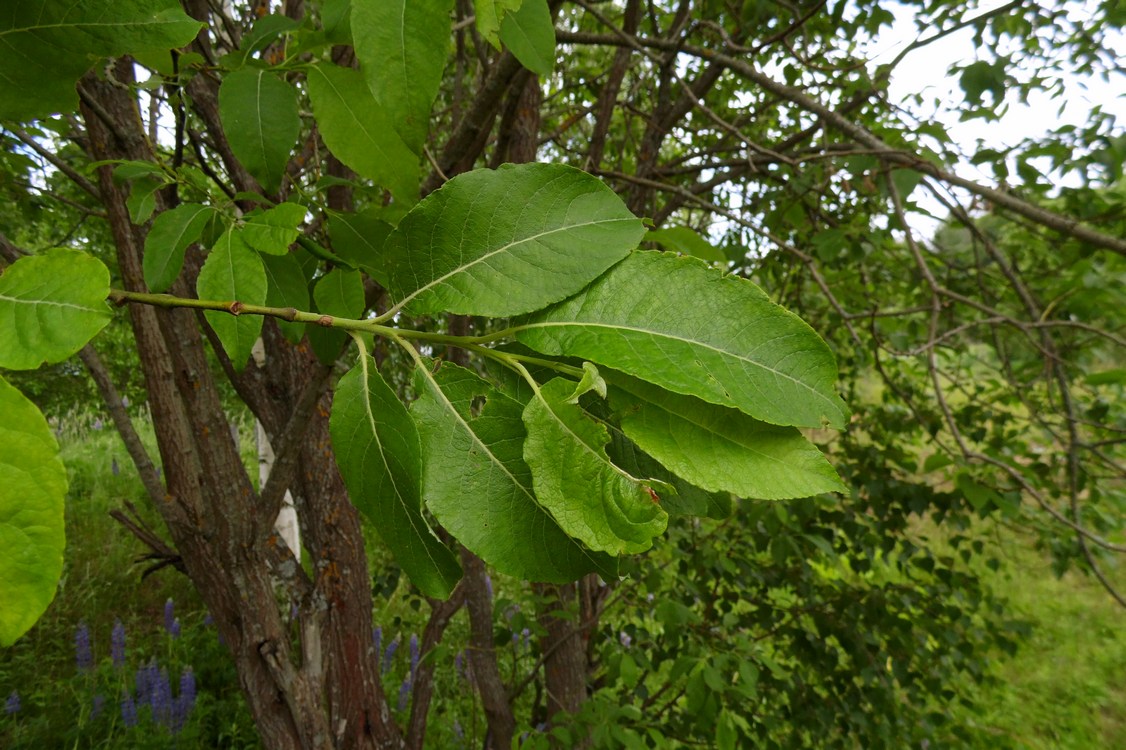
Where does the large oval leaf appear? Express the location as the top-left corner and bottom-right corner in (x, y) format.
(522, 378), (667, 555)
(196, 228), (267, 370)
(499, 0), (555, 77)
(0, 249), (112, 370)
(352, 0), (453, 152)
(608, 374), (846, 499)
(305, 63), (419, 205)
(331, 352), (461, 599)
(0, 0), (203, 121)
(0, 377), (67, 646)
(383, 163), (644, 317)
(218, 67), (301, 194)
(411, 361), (616, 582)
(516, 251), (850, 429)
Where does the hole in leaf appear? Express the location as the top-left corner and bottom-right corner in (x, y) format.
(470, 394), (487, 418)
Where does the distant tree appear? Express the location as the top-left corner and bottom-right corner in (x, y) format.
(1, 1), (1122, 748)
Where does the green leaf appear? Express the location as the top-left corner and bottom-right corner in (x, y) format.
(609, 374), (846, 500)
(196, 228), (267, 369)
(218, 67), (301, 194)
(499, 0), (555, 77)
(411, 361), (617, 582)
(647, 225), (727, 263)
(522, 378), (667, 555)
(240, 203), (306, 256)
(383, 163), (643, 317)
(126, 175), (166, 224)
(261, 252), (310, 345)
(227, 14), (301, 66)
(305, 63), (419, 204)
(0, 0), (203, 121)
(308, 268), (364, 365)
(474, 0), (522, 47)
(0, 249), (112, 371)
(517, 251), (850, 429)
(606, 429), (732, 519)
(328, 207), (393, 276)
(330, 350), (461, 599)
(351, 0), (453, 152)
(143, 204), (217, 292)
(0, 377), (67, 646)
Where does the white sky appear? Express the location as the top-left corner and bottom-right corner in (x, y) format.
(870, 0), (1125, 185)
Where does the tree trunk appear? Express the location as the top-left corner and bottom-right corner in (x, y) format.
(78, 60), (401, 750)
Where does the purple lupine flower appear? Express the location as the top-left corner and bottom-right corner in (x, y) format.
(484, 573), (493, 598)
(111, 457), (120, 476)
(163, 599), (175, 634)
(513, 631), (520, 647)
(169, 619), (182, 639)
(409, 633), (419, 677)
(522, 628), (531, 650)
(203, 612), (214, 627)
(92, 693), (106, 719)
(382, 634), (400, 674)
(111, 619), (126, 668)
(4, 691), (19, 715)
(75, 622), (93, 670)
(397, 675), (411, 712)
(171, 668), (196, 733)
(454, 649), (464, 678)
(373, 626), (383, 656)
(121, 396), (130, 408)
(136, 661), (159, 706)
(121, 692), (138, 727)
(93, 418), (103, 430)
(151, 667), (173, 726)
(453, 719), (464, 741)
(619, 631), (632, 648)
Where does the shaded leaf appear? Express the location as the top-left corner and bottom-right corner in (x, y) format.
(196, 228), (267, 369)
(261, 252), (309, 344)
(309, 268), (364, 365)
(328, 207), (393, 276)
(0, 377), (67, 646)
(516, 251), (849, 429)
(143, 203), (217, 292)
(384, 163), (643, 317)
(647, 225), (727, 263)
(218, 67), (301, 194)
(331, 351), (461, 599)
(0, 250), (111, 370)
(522, 379), (667, 555)
(411, 361), (617, 582)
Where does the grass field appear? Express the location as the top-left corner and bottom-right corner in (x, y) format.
(1, 414), (1123, 748)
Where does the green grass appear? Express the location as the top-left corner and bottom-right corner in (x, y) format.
(970, 536), (1126, 749)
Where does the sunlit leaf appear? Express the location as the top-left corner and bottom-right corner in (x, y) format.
(383, 163), (643, 317)
(522, 378), (667, 555)
(412, 361), (617, 582)
(0, 250), (111, 370)
(0, 377), (66, 646)
(517, 251), (850, 429)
